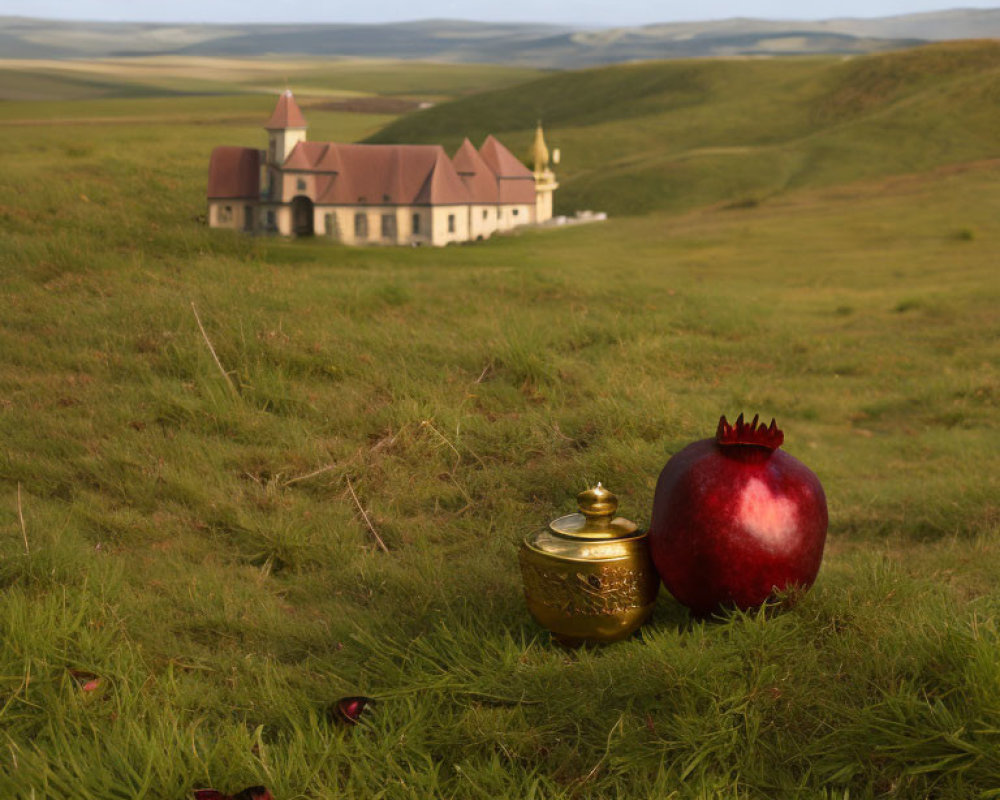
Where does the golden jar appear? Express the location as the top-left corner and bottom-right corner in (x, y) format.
(518, 483), (659, 645)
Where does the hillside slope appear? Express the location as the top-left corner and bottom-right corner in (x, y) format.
(367, 41), (1000, 215)
(10, 11), (1000, 65)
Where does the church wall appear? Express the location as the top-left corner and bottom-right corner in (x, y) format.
(275, 205), (293, 236)
(431, 205), (471, 246)
(468, 205), (500, 241)
(496, 203), (533, 232)
(408, 208), (432, 245)
(315, 206), (332, 238)
(313, 206), (435, 246)
(534, 172), (557, 223)
(259, 167), (280, 202)
(257, 204), (279, 233)
(208, 200), (256, 231)
(314, 207), (355, 243)
(535, 190), (553, 224)
(388, 206), (407, 246)
(211, 198), (539, 244)
(356, 206), (397, 246)
(282, 173), (316, 203)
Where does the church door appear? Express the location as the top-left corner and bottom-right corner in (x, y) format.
(291, 196), (314, 237)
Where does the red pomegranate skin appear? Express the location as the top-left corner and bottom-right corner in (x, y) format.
(649, 416), (828, 616)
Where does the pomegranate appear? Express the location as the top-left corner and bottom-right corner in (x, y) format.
(649, 414), (827, 615)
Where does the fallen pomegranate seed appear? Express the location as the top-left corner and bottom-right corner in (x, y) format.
(332, 695), (375, 725)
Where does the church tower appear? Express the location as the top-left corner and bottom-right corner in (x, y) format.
(531, 122), (558, 224)
(265, 90), (308, 168)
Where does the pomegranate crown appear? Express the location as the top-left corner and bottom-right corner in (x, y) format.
(715, 413), (784, 450)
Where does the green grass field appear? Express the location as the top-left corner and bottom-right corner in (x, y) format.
(0, 56), (544, 103)
(0, 48), (999, 799)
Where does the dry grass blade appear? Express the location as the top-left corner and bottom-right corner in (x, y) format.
(421, 419), (463, 468)
(420, 418), (486, 471)
(16, 482), (28, 556)
(346, 476), (389, 554)
(576, 714), (625, 788)
(282, 463), (338, 487)
(190, 301), (237, 397)
(474, 363), (492, 384)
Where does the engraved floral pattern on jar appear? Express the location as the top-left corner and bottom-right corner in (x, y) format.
(520, 561), (652, 616)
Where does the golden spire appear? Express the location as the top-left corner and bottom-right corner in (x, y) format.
(531, 121), (550, 174)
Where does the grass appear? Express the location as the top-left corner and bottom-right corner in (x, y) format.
(0, 48), (999, 798)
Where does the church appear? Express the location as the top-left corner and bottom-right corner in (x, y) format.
(207, 90), (558, 246)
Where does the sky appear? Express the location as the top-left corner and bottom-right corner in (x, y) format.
(4, 0), (999, 27)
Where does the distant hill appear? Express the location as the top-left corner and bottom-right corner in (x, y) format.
(3, 10), (1000, 66)
(367, 41), (1000, 215)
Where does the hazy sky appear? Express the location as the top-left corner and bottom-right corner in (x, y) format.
(6, 0), (999, 27)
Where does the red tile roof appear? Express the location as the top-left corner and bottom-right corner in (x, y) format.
(265, 90), (307, 130)
(479, 136), (535, 204)
(415, 148), (471, 205)
(284, 141), (472, 206)
(479, 135), (532, 178)
(453, 138), (499, 203)
(284, 141), (342, 172)
(497, 177), (537, 204)
(207, 146), (261, 199)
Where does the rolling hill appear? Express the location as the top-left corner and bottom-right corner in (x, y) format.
(3, 10), (1000, 66)
(367, 41), (1000, 215)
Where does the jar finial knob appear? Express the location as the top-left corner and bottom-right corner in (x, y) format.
(577, 483), (617, 518)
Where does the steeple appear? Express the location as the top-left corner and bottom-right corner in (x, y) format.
(265, 90), (308, 167)
(531, 121), (549, 174)
(266, 89), (307, 130)
(529, 122), (558, 224)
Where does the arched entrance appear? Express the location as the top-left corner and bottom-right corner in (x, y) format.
(291, 196), (314, 237)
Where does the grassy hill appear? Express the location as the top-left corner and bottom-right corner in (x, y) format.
(0, 51), (998, 799)
(369, 41), (1000, 215)
(6, 11), (1000, 66)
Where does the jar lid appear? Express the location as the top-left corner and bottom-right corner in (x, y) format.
(549, 483), (638, 541)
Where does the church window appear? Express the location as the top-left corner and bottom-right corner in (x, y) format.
(297, 178), (307, 191)
(482, 209), (488, 220)
(447, 214), (456, 233)
(220, 205), (232, 222)
(513, 208), (519, 217)
(354, 213), (368, 239)
(412, 214), (421, 235)
(381, 214), (396, 240)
